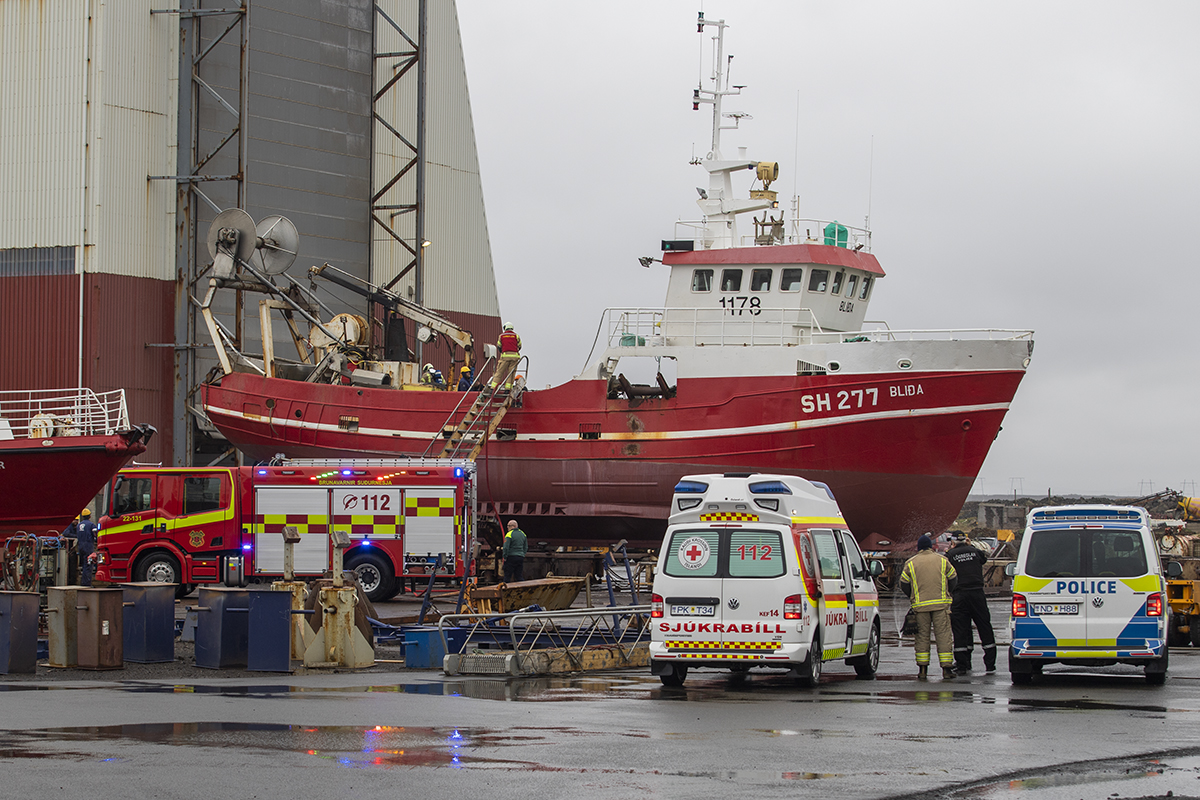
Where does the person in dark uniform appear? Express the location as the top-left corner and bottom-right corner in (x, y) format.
(501, 520), (527, 583)
(66, 508), (99, 586)
(946, 531), (997, 672)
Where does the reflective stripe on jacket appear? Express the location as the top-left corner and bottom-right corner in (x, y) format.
(900, 550), (957, 610)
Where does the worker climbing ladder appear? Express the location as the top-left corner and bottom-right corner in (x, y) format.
(429, 359), (527, 461)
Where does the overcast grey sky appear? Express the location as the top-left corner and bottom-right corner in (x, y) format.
(457, 1), (1200, 498)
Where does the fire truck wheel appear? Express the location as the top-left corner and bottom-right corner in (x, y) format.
(135, 551), (187, 598)
(347, 551), (396, 603)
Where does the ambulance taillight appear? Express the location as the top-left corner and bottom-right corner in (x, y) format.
(1012, 593), (1027, 617)
(651, 593), (664, 618)
(783, 594), (803, 619)
(1146, 592), (1164, 616)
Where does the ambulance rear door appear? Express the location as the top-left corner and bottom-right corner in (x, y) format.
(658, 527), (724, 647)
(252, 487), (330, 575)
(719, 527), (793, 652)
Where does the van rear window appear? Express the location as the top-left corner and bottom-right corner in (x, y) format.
(664, 530), (720, 577)
(663, 529), (785, 578)
(728, 531), (785, 578)
(1025, 529), (1148, 578)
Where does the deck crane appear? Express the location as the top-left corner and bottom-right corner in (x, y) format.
(308, 263), (478, 375)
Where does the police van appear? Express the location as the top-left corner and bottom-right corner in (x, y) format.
(649, 473), (883, 687)
(1007, 505), (1182, 685)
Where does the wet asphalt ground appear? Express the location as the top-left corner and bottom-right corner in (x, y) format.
(3, 595), (1199, 799)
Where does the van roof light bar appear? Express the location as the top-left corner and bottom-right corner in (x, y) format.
(748, 480), (792, 495)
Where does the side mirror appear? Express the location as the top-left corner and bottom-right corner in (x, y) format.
(1167, 561), (1184, 579)
(868, 559), (884, 577)
(1004, 563), (1017, 577)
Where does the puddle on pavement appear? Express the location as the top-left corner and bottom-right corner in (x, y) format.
(1, 722), (839, 780)
(0, 671), (1189, 715)
(915, 753), (1200, 800)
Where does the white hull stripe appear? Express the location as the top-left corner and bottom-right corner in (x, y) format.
(205, 401), (1011, 444)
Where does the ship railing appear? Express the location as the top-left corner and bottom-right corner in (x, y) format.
(670, 216), (872, 252)
(584, 309), (1033, 366)
(0, 388), (131, 441)
(585, 307), (827, 362)
(784, 218), (872, 252)
(810, 323), (1036, 344)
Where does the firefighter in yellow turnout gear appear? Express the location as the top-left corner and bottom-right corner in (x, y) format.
(900, 534), (958, 680)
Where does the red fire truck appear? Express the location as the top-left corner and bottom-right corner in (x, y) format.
(93, 459), (476, 601)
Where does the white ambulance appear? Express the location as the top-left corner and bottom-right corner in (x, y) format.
(1008, 505), (1181, 685)
(649, 473), (883, 687)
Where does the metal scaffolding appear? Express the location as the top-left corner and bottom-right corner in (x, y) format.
(159, 0), (249, 466)
(371, 0), (426, 303)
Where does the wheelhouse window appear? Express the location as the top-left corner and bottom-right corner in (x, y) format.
(830, 271), (845, 295)
(780, 268), (804, 292)
(859, 276), (873, 300)
(691, 269), (713, 292)
(808, 269), (830, 293)
(720, 269), (743, 292)
(845, 274), (858, 298)
(750, 268), (772, 292)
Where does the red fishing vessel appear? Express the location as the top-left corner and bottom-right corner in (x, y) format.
(0, 388), (154, 537)
(200, 13), (1033, 548)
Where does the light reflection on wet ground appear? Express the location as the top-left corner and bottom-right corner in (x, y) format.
(882, 752), (1200, 800)
(0, 668), (1190, 719)
(0, 722), (857, 781)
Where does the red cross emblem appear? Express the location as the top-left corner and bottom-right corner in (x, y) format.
(678, 536), (710, 570)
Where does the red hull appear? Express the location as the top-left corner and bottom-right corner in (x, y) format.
(203, 368), (1023, 547)
(0, 428), (151, 537)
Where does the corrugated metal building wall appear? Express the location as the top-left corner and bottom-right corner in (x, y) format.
(372, 1), (500, 346)
(0, 0), (179, 465)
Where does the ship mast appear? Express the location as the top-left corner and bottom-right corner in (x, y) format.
(691, 12), (773, 250)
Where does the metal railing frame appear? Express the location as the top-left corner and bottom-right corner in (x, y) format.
(439, 604), (652, 673)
